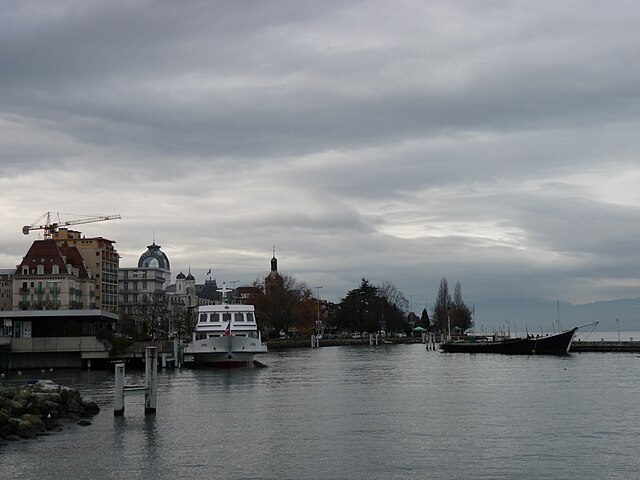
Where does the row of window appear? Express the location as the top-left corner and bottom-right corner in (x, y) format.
(198, 312), (255, 323)
(195, 332), (258, 340)
(22, 265), (62, 275)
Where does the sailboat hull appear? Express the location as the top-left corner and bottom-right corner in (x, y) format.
(440, 328), (578, 355)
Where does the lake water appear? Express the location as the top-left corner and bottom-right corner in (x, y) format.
(2, 343), (640, 480)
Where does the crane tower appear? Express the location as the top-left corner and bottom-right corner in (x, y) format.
(22, 212), (122, 238)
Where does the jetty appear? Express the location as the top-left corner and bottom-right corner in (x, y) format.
(571, 340), (640, 353)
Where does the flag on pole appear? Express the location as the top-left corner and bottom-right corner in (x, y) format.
(225, 322), (231, 336)
(207, 268), (211, 276)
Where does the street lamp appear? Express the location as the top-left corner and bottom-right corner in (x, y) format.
(315, 286), (323, 334)
(228, 280), (240, 303)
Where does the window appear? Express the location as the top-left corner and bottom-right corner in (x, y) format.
(199, 313), (207, 322)
(234, 313), (244, 322)
(222, 313), (231, 323)
(22, 267), (29, 275)
(36, 265), (44, 274)
(246, 312), (255, 322)
(52, 265), (59, 274)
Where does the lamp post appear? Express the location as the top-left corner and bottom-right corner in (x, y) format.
(616, 317), (620, 342)
(315, 286), (323, 334)
(229, 280), (239, 304)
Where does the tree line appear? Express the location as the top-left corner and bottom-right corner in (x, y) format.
(118, 274), (474, 340)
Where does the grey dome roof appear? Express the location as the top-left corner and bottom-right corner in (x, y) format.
(138, 242), (170, 270)
(176, 271), (186, 279)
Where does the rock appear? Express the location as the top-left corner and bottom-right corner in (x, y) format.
(12, 418), (38, 439)
(0, 382), (99, 441)
(82, 401), (100, 417)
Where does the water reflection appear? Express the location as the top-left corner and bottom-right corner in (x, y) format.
(3, 346), (640, 480)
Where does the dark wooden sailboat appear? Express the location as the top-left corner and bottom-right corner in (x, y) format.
(440, 327), (578, 355)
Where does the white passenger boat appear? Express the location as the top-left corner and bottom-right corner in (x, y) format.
(184, 296), (268, 367)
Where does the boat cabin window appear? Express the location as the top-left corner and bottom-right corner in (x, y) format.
(246, 312), (255, 322)
(209, 313), (220, 323)
(196, 333), (206, 341)
(222, 312), (231, 323)
(234, 313), (244, 322)
(199, 313), (207, 322)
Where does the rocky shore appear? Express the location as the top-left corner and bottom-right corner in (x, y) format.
(0, 380), (100, 441)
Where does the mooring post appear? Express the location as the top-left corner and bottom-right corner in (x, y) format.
(311, 334), (315, 348)
(375, 333), (379, 345)
(114, 363), (125, 416)
(369, 333), (373, 346)
(144, 346), (157, 415)
(174, 338), (180, 368)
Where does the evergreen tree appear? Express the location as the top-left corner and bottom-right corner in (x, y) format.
(420, 308), (431, 330)
(336, 278), (381, 333)
(432, 277), (451, 333)
(451, 281), (473, 333)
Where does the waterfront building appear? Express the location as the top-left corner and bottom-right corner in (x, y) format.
(1, 238), (117, 368)
(118, 242), (171, 316)
(52, 228), (119, 313)
(0, 268), (14, 312)
(165, 269), (207, 309)
(12, 239), (96, 312)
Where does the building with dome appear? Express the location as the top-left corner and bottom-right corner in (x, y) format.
(118, 242), (171, 316)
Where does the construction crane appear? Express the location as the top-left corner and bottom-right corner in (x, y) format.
(22, 212), (122, 238)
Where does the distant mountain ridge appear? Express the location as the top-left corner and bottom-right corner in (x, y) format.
(470, 297), (640, 332)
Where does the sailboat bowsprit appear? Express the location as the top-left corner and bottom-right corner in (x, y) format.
(440, 327), (579, 355)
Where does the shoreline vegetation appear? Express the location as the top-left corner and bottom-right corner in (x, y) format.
(0, 380), (99, 442)
(266, 336), (422, 349)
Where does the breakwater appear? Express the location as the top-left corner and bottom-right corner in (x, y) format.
(0, 380), (100, 441)
(572, 341), (640, 352)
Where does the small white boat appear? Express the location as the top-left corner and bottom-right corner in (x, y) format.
(184, 291), (267, 367)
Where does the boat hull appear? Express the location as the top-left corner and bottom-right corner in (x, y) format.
(440, 327), (578, 355)
(185, 335), (268, 368)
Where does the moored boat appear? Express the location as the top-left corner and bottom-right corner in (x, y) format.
(440, 327), (579, 355)
(184, 298), (267, 367)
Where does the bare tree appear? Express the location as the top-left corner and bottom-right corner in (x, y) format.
(378, 280), (409, 312)
(132, 291), (170, 339)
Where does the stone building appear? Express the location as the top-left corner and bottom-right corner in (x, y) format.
(12, 239), (96, 312)
(0, 269), (14, 312)
(51, 228), (119, 313)
(118, 242), (171, 316)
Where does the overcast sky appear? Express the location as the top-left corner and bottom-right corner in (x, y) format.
(2, 0), (640, 314)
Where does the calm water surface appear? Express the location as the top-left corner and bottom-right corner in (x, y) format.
(1, 344), (639, 479)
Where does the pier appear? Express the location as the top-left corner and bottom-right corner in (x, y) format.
(114, 346), (158, 416)
(572, 341), (640, 353)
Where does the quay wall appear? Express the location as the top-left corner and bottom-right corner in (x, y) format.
(571, 341), (640, 353)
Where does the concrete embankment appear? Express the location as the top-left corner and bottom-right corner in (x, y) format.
(572, 341), (640, 353)
(0, 380), (99, 441)
(266, 336), (422, 350)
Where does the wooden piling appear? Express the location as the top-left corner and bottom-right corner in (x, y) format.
(145, 346), (157, 415)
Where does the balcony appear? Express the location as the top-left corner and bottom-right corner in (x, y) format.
(18, 301), (30, 310)
(19, 287), (29, 293)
